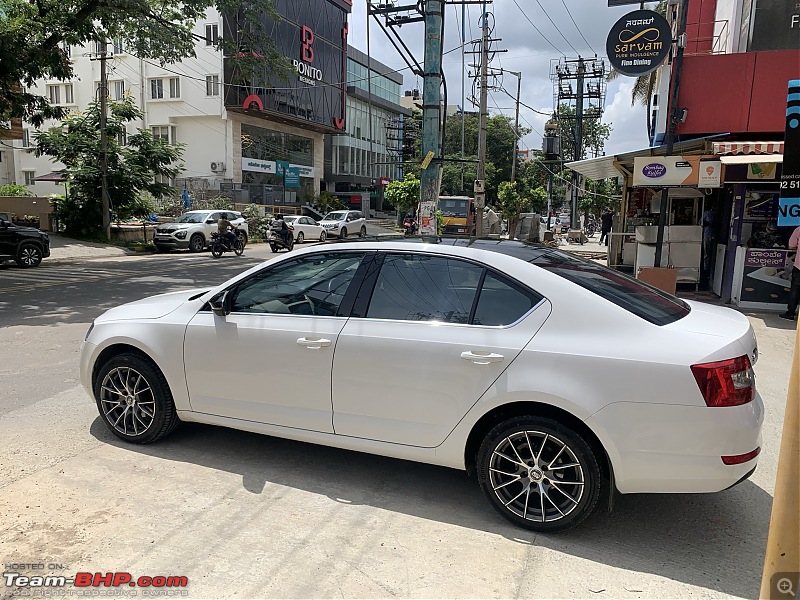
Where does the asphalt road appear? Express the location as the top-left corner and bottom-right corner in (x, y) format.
(0, 246), (794, 599)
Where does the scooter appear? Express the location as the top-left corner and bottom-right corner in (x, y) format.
(402, 217), (418, 236)
(268, 226), (295, 253)
(210, 230), (245, 258)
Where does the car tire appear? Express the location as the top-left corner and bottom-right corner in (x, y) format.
(359, 225), (367, 238)
(15, 244), (43, 268)
(319, 230), (327, 243)
(341, 227), (348, 239)
(297, 231), (304, 244)
(189, 234), (205, 253)
(93, 353), (179, 444)
(476, 416), (602, 533)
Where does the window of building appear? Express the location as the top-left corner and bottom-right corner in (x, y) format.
(61, 42), (71, 57)
(113, 80), (125, 101)
(205, 24), (218, 46)
(95, 40), (106, 54)
(117, 130), (127, 146)
(150, 79), (163, 100)
(22, 171), (35, 186)
(151, 125), (176, 144)
(21, 129), (30, 148)
(205, 75), (220, 96)
(112, 38), (124, 54)
(64, 83), (74, 104)
(169, 77), (180, 98)
(47, 85), (60, 105)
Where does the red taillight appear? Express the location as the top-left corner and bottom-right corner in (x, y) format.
(721, 447), (760, 465)
(691, 355), (755, 407)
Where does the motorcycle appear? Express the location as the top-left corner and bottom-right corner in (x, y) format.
(402, 216), (418, 236)
(210, 230), (245, 258)
(268, 225), (295, 253)
(584, 218), (597, 238)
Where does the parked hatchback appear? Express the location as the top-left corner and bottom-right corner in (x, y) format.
(318, 210), (366, 238)
(81, 239), (762, 533)
(0, 212), (51, 267)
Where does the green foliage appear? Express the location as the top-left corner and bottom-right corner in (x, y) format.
(0, 183), (33, 196)
(34, 95), (183, 235)
(385, 174), (420, 213)
(549, 104), (612, 162)
(240, 203), (271, 241)
(435, 209), (443, 235)
(0, 0), (290, 126)
(314, 191), (345, 214)
(496, 181), (524, 222)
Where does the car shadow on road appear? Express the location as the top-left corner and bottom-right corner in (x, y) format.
(90, 417), (770, 598)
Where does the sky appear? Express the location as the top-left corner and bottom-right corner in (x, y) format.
(347, 0), (653, 158)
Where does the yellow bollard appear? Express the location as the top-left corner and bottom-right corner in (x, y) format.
(760, 320), (800, 599)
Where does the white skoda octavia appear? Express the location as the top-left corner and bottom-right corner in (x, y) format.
(80, 239), (763, 532)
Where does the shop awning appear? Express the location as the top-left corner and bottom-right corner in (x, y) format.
(719, 153), (783, 164)
(712, 142), (783, 155)
(564, 156), (619, 181)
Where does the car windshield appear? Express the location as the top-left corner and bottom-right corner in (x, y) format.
(173, 212), (209, 224)
(439, 199), (469, 217)
(323, 212), (346, 221)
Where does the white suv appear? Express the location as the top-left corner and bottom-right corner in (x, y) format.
(318, 210), (366, 238)
(154, 210), (248, 252)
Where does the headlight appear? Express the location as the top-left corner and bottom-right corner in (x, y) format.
(175, 230), (187, 239)
(84, 321), (95, 341)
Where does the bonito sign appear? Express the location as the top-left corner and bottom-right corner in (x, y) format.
(606, 9), (672, 77)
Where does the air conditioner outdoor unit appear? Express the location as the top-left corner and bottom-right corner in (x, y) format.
(210, 161), (226, 173)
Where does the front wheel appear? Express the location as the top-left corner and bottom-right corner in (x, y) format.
(210, 242), (223, 258)
(359, 225), (367, 238)
(189, 234), (205, 253)
(94, 353), (179, 444)
(270, 243), (277, 253)
(476, 416), (601, 533)
(15, 244), (43, 268)
(319, 230), (327, 243)
(233, 239), (244, 256)
(340, 227), (348, 239)
(297, 231), (304, 244)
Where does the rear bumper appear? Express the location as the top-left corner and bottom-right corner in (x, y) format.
(587, 394), (764, 494)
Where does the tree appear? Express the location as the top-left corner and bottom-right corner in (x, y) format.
(384, 174), (420, 215)
(35, 96), (183, 235)
(314, 191), (345, 214)
(549, 104), (612, 163)
(0, 183), (33, 196)
(0, 0), (290, 126)
(497, 181), (524, 239)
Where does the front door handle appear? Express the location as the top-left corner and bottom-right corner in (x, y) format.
(460, 351), (504, 365)
(297, 337), (332, 349)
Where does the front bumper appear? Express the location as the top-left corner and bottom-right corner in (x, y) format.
(154, 236), (190, 249)
(79, 341), (98, 400)
(587, 394), (764, 494)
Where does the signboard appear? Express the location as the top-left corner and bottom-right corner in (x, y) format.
(698, 160), (722, 188)
(379, 177), (390, 188)
(744, 192), (780, 221)
(242, 159), (314, 178)
(747, 162), (778, 180)
(632, 156), (700, 187)
(420, 151), (435, 170)
(606, 9), (672, 77)
(739, 248), (793, 305)
(749, 0), (800, 52)
(779, 79), (800, 227)
(284, 167), (300, 188)
(275, 160), (290, 176)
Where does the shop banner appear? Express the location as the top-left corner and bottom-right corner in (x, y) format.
(242, 159), (277, 175)
(284, 167), (300, 188)
(779, 79), (800, 226)
(698, 160), (722, 188)
(747, 162), (778, 180)
(740, 248), (793, 304)
(632, 156), (700, 187)
(606, 9), (672, 77)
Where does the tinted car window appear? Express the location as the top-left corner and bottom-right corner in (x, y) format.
(230, 253), (366, 316)
(473, 272), (543, 326)
(366, 254), (483, 324)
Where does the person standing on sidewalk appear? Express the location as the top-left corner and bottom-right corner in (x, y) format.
(780, 225), (800, 321)
(599, 209), (613, 247)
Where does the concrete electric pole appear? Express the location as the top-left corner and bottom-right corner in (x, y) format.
(506, 70), (521, 184)
(91, 41), (112, 240)
(474, 7), (490, 237)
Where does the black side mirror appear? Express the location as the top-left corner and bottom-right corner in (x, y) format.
(209, 290), (232, 316)
(0, 220), (9, 228)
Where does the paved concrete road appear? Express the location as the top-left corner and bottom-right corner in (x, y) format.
(0, 250), (794, 599)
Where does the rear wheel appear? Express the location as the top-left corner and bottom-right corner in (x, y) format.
(15, 244), (43, 268)
(477, 416), (601, 533)
(189, 234), (205, 253)
(93, 353), (179, 444)
(319, 230), (327, 243)
(359, 225), (367, 238)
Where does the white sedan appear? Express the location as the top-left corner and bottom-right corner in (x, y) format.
(80, 240), (762, 533)
(283, 215), (326, 243)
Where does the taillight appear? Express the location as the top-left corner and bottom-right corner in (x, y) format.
(691, 355), (755, 407)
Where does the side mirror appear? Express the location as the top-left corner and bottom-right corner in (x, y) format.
(209, 290), (232, 317)
(206, 219), (215, 224)
(0, 220), (10, 228)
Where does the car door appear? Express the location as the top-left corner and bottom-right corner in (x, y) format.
(204, 212), (221, 239)
(0, 219), (17, 258)
(331, 252), (550, 447)
(183, 251), (370, 432)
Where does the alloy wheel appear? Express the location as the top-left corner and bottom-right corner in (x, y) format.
(488, 430), (585, 523)
(99, 366), (156, 437)
(19, 246), (41, 266)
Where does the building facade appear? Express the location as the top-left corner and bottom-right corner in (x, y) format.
(9, 0), (353, 207)
(324, 45), (408, 201)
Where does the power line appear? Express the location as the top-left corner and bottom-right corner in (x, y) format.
(499, 87), (552, 116)
(532, 0), (580, 56)
(559, 0), (597, 55)
(510, 0), (565, 57)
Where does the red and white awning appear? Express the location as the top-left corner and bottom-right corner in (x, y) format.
(712, 141), (784, 155)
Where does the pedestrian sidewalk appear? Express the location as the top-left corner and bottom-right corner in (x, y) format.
(48, 234), (134, 263)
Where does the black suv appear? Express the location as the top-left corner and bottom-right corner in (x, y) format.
(0, 212), (51, 267)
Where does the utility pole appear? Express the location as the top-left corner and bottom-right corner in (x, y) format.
(654, 0), (689, 267)
(418, 0), (444, 235)
(570, 57), (584, 230)
(506, 70), (521, 183)
(96, 43), (111, 240)
(474, 5), (490, 237)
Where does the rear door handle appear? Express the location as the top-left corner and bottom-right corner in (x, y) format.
(297, 337), (332, 349)
(460, 351), (504, 365)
